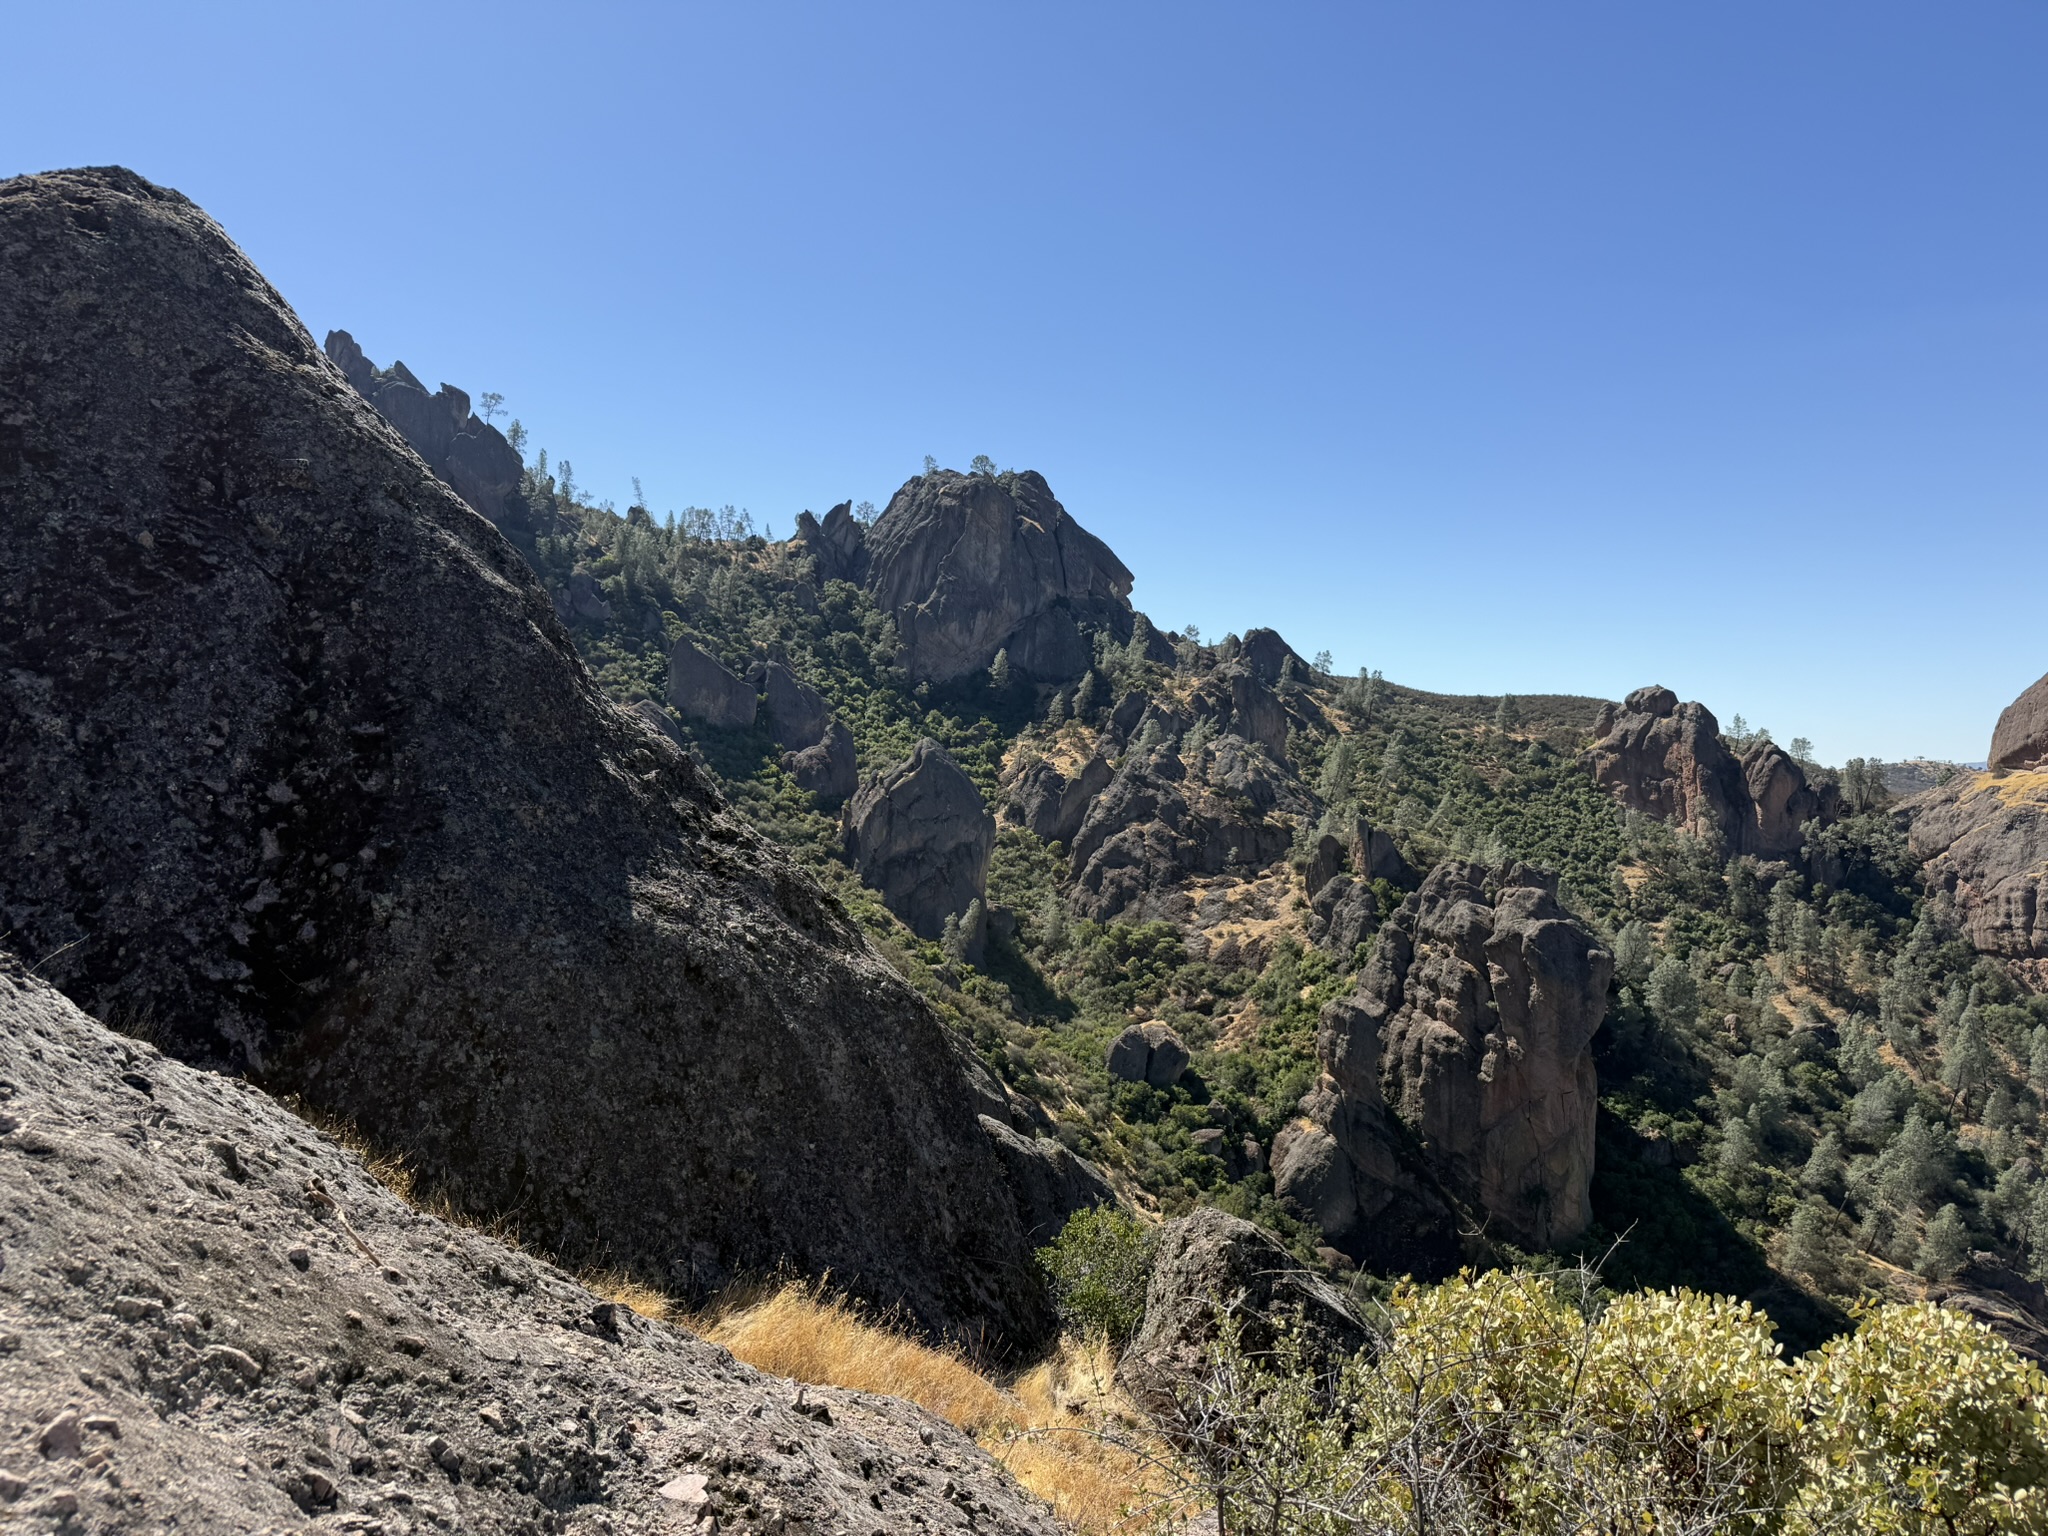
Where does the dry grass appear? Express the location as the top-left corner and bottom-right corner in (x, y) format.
(697, 1281), (1173, 1533)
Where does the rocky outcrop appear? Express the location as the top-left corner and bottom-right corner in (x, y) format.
(1068, 737), (1312, 920)
(978, 1116), (1117, 1245)
(753, 660), (857, 799)
(667, 636), (757, 727)
(1992, 671), (2048, 771)
(1583, 685), (1835, 858)
(1186, 662), (1292, 755)
(1902, 772), (2048, 986)
(862, 470), (1134, 684)
(0, 961), (1061, 1534)
(1276, 862), (1610, 1261)
(1239, 627), (1308, 687)
(1004, 753), (1113, 846)
(1305, 812), (1415, 955)
(843, 739), (994, 942)
(0, 167), (1051, 1346)
(1106, 1022), (1190, 1089)
(324, 329), (533, 542)
(792, 500), (871, 585)
(1116, 1208), (1371, 1421)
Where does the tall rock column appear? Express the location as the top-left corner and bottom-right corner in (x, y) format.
(1275, 861), (1611, 1262)
(843, 739), (995, 943)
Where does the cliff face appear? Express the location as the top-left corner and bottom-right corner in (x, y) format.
(0, 167), (1050, 1345)
(862, 469), (1136, 684)
(0, 959), (1061, 1534)
(1275, 862), (1611, 1263)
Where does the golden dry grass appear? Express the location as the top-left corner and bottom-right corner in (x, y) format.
(697, 1282), (1173, 1533)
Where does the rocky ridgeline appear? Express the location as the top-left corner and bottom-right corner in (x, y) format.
(0, 166), (1086, 1348)
(0, 961), (1060, 1535)
(1583, 685), (1838, 860)
(1275, 862), (1612, 1268)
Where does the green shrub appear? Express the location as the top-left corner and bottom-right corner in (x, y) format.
(1036, 1207), (1155, 1346)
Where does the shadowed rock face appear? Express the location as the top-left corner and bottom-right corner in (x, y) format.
(0, 960), (1063, 1534)
(863, 469), (1134, 684)
(0, 166), (1051, 1346)
(843, 739), (994, 941)
(1992, 671), (2048, 772)
(1583, 685), (1835, 859)
(1275, 862), (1611, 1261)
(667, 636), (757, 727)
(792, 500), (871, 585)
(754, 660), (857, 800)
(1903, 773), (2048, 987)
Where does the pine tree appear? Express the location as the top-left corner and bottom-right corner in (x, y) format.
(1916, 1203), (1970, 1279)
(1784, 1198), (1838, 1282)
(1073, 670), (1100, 720)
(988, 648), (1011, 690)
(1802, 1130), (1848, 1199)
(1611, 923), (1654, 988)
(1939, 1005), (1995, 1116)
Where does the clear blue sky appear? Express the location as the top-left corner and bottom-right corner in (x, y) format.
(8, 3), (2044, 763)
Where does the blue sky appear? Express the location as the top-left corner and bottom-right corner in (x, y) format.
(7, 3), (2043, 763)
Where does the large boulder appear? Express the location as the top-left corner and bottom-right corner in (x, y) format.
(1276, 862), (1611, 1260)
(0, 959), (1062, 1534)
(1583, 685), (1834, 858)
(754, 660), (857, 800)
(0, 167), (1050, 1346)
(667, 635), (758, 727)
(1992, 670), (2048, 772)
(862, 469), (1134, 684)
(843, 739), (995, 941)
(1116, 1207), (1372, 1421)
(978, 1115), (1118, 1245)
(325, 329), (533, 542)
(1106, 1022), (1190, 1089)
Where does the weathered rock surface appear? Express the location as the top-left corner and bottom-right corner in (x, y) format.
(0, 961), (1061, 1535)
(1004, 753), (1114, 847)
(1237, 627), (1308, 688)
(1901, 772), (2048, 986)
(1304, 812), (1415, 954)
(0, 166), (1050, 1345)
(1583, 685), (1835, 858)
(1068, 738), (1312, 920)
(1185, 662), (1292, 755)
(325, 330), (533, 543)
(791, 500), (871, 585)
(667, 636), (758, 727)
(1105, 1023), (1190, 1089)
(1991, 671), (2048, 772)
(753, 661), (856, 800)
(862, 470), (1134, 684)
(1276, 862), (1611, 1260)
(978, 1116), (1117, 1246)
(843, 740), (994, 942)
(1116, 1208), (1371, 1421)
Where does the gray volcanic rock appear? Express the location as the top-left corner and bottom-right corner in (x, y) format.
(667, 636), (757, 727)
(1116, 1208), (1370, 1422)
(1105, 1022), (1190, 1089)
(753, 660), (857, 799)
(1583, 685), (1834, 858)
(1992, 670), (2048, 772)
(0, 961), (1061, 1535)
(1239, 627), (1308, 688)
(978, 1116), (1117, 1245)
(1276, 862), (1611, 1259)
(325, 329), (532, 542)
(1185, 662), (1292, 755)
(843, 740), (994, 941)
(863, 470), (1134, 684)
(792, 500), (871, 585)
(1902, 772), (2048, 988)
(1067, 738), (1310, 920)
(0, 167), (1049, 1346)
(1004, 752), (1113, 846)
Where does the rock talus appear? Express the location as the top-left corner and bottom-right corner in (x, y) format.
(0, 960), (1061, 1534)
(0, 166), (1050, 1345)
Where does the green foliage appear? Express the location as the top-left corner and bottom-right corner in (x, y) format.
(1035, 1207), (1155, 1345)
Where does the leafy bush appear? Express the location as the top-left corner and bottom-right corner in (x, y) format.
(1036, 1207), (1155, 1346)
